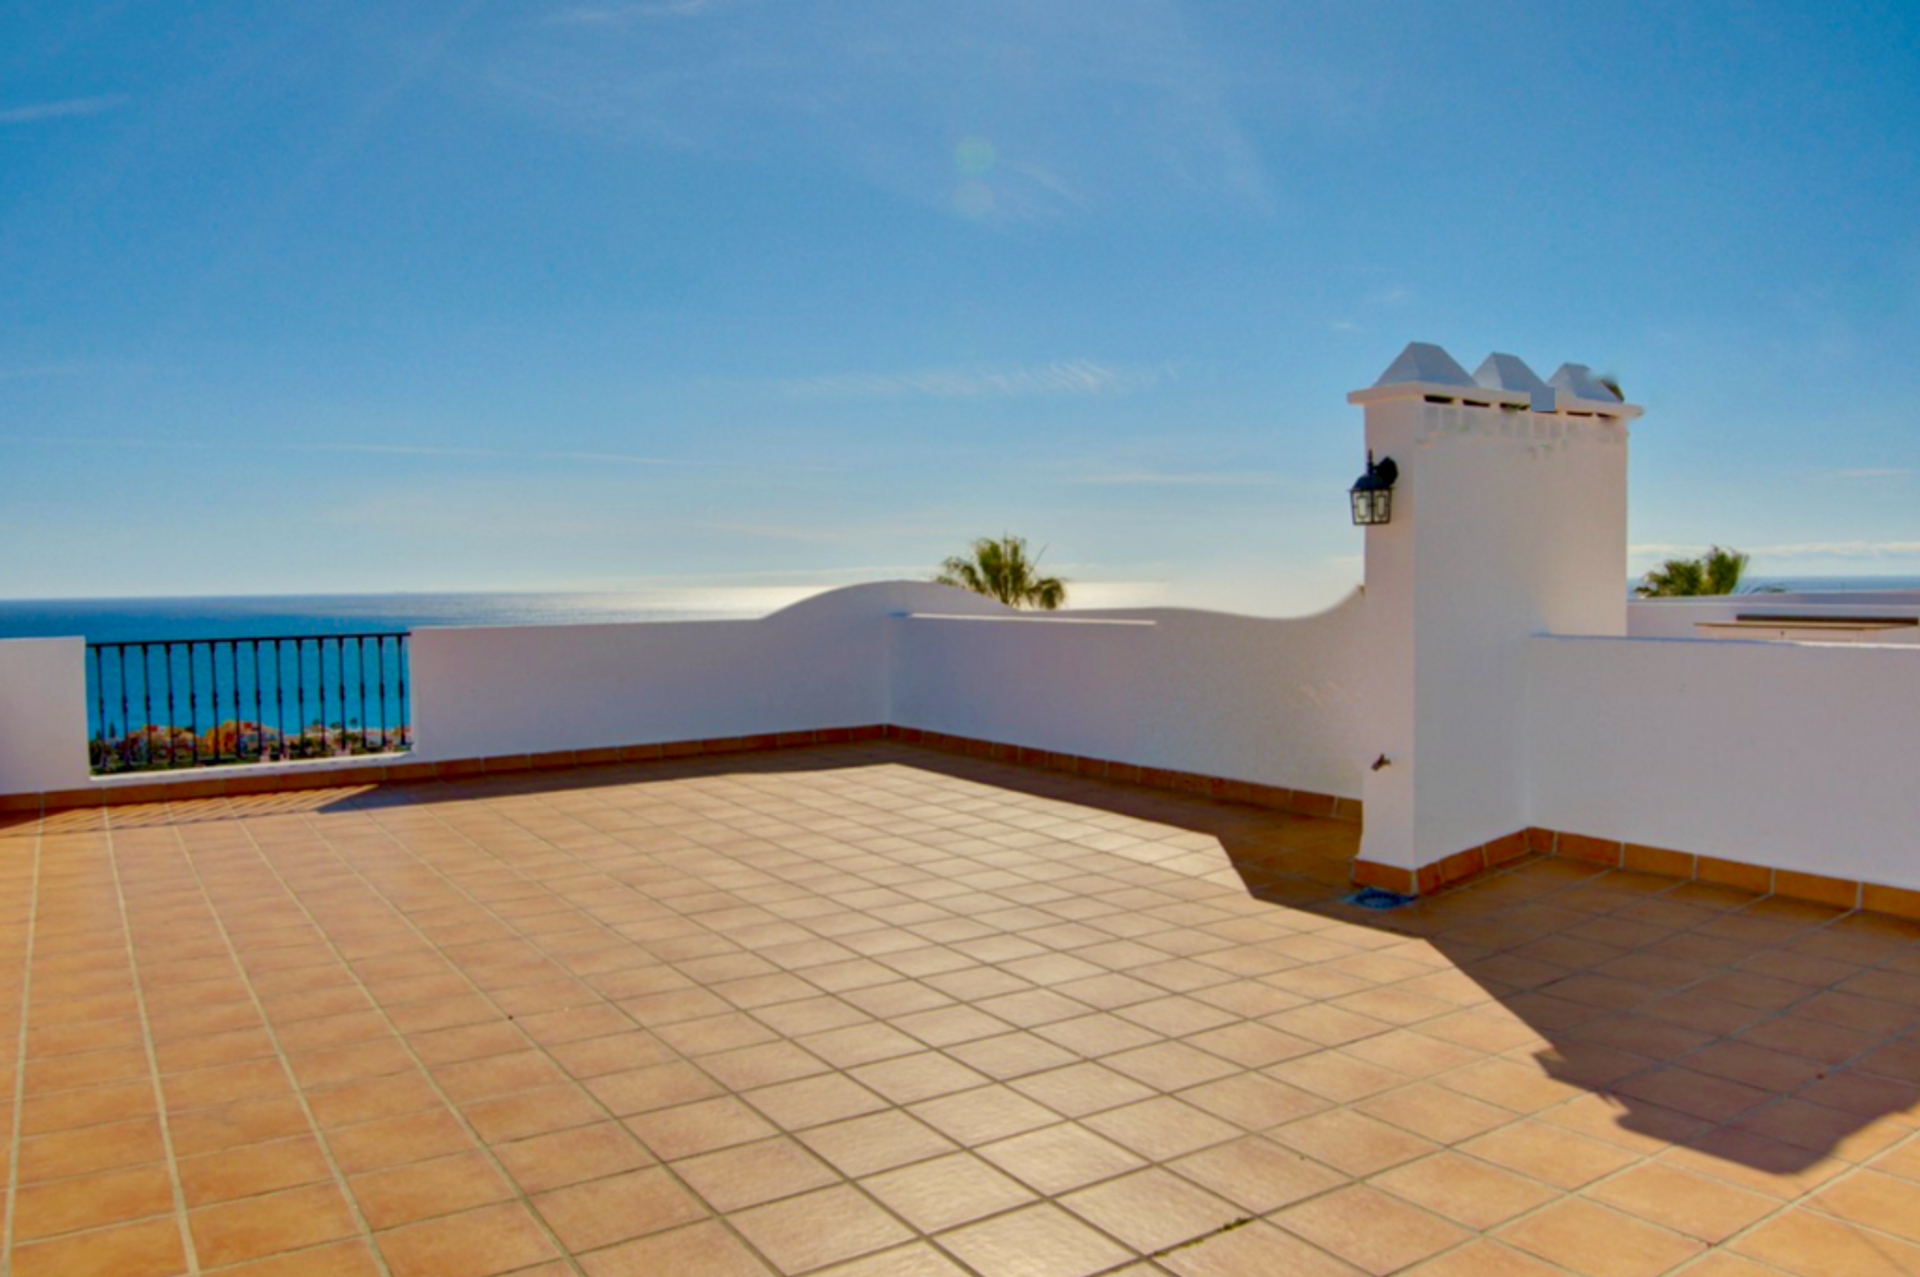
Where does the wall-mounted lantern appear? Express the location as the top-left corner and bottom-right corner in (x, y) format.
(1349, 453), (1399, 526)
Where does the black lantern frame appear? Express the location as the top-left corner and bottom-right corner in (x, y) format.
(1349, 453), (1398, 526)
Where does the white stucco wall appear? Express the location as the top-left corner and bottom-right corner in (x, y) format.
(407, 580), (1007, 761)
(12, 570), (1916, 900)
(1527, 635), (1920, 889)
(0, 582), (1365, 798)
(0, 638), (91, 795)
(889, 593), (1370, 799)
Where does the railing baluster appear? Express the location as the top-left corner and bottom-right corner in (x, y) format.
(144, 643), (152, 767)
(397, 636), (408, 748)
(159, 643), (174, 769)
(298, 638), (309, 758)
(253, 639), (265, 761)
(333, 637), (345, 756)
(378, 637), (389, 753)
(318, 638), (329, 756)
(188, 640), (200, 766)
(226, 640), (238, 763)
(311, 637), (321, 757)
(314, 638), (325, 757)
(118, 645), (131, 770)
(92, 646), (105, 770)
(249, 640), (259, 760)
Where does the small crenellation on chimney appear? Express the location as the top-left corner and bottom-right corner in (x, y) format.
(1349, 341), (1642, 421)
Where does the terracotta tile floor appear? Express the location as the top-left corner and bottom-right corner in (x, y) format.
(2, 741), (1919, 1276)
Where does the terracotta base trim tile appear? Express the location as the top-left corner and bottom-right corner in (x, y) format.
(14, 724), (1362, 830)
(885, 729), (1358, 823)
(1351, 861), (1414, 896)
(1360, 826), (1919, 923)
(21, 727), (894, 813)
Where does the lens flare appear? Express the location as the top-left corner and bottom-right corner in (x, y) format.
(953, 135), (996, 176)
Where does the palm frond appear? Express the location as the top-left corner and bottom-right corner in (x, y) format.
(930, 534), (1069, 610)
(1635, 546), (1752, 597)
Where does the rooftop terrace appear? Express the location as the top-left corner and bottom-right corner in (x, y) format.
(3, 743), (1916, 1276)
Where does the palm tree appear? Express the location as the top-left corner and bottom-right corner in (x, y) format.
(1636, 545), (1751, 597)
(934, 535), (1068, 610)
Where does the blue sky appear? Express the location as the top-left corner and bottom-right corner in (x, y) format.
(4, 0), (1918, 612)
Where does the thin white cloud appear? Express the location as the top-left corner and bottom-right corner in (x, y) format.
(781, 359), (1167, 401)
(1750, 541), (1920, 559)
(1067, 471), (1276, 487)
(697, 515), (959, 545)
(0, 95), (127, 125)
(0, 431), (837, 471)
(611, 563), (933, 584)
(549, 0), (716, 23)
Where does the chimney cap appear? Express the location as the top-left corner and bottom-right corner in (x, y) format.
(1548, 363), (1623, 405)
(1373, 342), (1475, 389)
(1474, 352), (1555, 412)
(1473, 352), (1550, 393)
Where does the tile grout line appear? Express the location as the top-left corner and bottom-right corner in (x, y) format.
(274, 787), (1904, 1267)
(1339, 867), (1920, 1271)
(101, 805), (203, 1275)
(164, 811), (399, 1277)
(422, 780), (1050, 1272)
(367, 772), (1078, 1274)
(0, 810), (44, 1274)
(474, 780), (1204, 1277)
(763, 813), (1902, 1273)
(79, 758), (1920, 1276)
(378, 783), (907, 1275)
(389, 767), (1365, 1276)
(244, 797), (668, 1275)
(329, 775), (1914, 1269)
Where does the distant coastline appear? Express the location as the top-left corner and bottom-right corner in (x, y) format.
(1740, 575), (1920, 594)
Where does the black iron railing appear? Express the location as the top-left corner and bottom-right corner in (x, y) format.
(86, 633), (411, 774)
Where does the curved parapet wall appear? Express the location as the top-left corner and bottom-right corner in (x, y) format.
(889, 588), (1369, 800)
(408, 580), (1012, 762)
(2, 579), (1370, 809)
